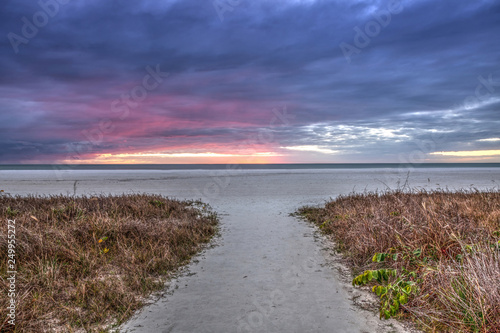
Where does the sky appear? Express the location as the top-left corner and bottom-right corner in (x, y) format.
(1, 0), (499, 164)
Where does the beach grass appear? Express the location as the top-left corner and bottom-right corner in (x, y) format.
(0, 194), (218, 332)
(298, 190), (500, 333)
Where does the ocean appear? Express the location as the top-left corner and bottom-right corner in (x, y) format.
(1, 163), (500, 171)
(1, 163), (498, 203)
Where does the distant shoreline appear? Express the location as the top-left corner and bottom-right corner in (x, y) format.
(1, 162), (500, 171)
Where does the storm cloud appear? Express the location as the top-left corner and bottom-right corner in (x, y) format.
(1, 0), (499, 163)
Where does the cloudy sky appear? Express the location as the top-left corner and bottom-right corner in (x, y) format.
(1, 0), (499, 164)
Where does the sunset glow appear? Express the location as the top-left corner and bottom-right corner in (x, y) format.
(430, 150), (500, 157)
(67, 151), (284, 164)
(1, 0), (499, 164)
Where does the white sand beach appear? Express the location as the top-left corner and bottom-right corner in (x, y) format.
(2, 167), (498, 332)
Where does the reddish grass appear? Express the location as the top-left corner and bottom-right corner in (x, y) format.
(299, 190), (500, 333)
(0, 194), (218, 332)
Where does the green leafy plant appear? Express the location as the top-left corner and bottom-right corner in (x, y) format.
(352, 268), (397, 286)
(353, 250), (422, 319)
(319, 220), (331, 229)
(6, 206), (19, 217)
(372, 252), (399, 262)
(149, 200), (165, 208)
(353, 267), (418, 319)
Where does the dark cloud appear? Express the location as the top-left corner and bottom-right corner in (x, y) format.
(0, 0), (499, 162)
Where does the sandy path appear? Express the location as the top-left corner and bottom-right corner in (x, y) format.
(120, 196), (409, 333)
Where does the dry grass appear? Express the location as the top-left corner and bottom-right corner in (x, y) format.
(298, 189), (500, 333)
(0, 194), (218, 332)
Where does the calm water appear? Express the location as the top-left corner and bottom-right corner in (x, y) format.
(1, 163), (500, 171)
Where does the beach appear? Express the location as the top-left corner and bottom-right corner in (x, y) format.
(1, 166), (499, 332)
(4, 0), (499, 330)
